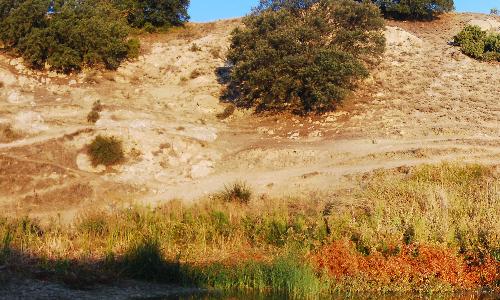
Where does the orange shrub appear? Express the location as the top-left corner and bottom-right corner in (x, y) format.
(312, 240), (499, 291)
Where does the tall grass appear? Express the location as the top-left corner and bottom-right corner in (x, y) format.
(186, 256), (326, 298)
(0, 163), (498, 295)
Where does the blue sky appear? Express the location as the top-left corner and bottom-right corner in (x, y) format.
(189, 0), (500, 22)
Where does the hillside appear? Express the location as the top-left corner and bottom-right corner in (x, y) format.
(0, 13), (499, 223)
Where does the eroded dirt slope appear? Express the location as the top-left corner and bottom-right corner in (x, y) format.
(0, 14), (498, 221)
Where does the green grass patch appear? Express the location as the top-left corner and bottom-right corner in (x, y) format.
(187, 257), (327, 298)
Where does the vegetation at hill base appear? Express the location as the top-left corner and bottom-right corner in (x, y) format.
(0, 163), (498, 297)
(0, 0), (189, 72)
(454, 25), (500, 62)
(225, 0), (385, 114)
(370, 0), (454, 20)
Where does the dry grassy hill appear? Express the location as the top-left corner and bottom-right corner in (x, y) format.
(0, 13), (498, 222)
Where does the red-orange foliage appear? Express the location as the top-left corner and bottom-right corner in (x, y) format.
(312, 240), (499, 290)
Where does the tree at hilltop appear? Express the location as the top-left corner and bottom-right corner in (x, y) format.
(370, 0), (454, 20)
(0, 0), (189, 72)
(112, 0), (190, 28)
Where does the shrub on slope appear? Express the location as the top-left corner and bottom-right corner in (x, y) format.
(0, 0), (189, 72)
(0, 0), (135, 72)
(226, 0), (385, 114)
(87, 135), (124, 167)
(454, 25), (500, 62)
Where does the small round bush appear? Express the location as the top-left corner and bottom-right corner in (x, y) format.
(220, 182), (252, 204)
(87, 135), (124, 167)
(87, 100), (103, 123)
(454, 26), (486, 46)
(87, 110), (100, 124)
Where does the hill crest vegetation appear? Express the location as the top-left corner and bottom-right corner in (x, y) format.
(370, 0), (454, 20)
(0, 0), (190, 72)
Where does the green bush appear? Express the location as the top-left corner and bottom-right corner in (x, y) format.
(87, 135), (124, 167)
(484, 34), (500, 53)
(0, 0), (137, 72)
(371, 0), (454, 20)
(112, 0), (190, 28)
(0, 0), (188, 72)
(225, 0), (385, 113)
(482, 51), (500, 62)
(454, 25), (500, 61)
(0, 0), (48, 47)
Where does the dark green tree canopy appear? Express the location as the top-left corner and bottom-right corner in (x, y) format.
(454, 25), (500, 62)
(0, 0), (189, 72)
(253, 0), (318, 12)
(225, 0), (385, 114)
(112, 0), (190, 28)
(370, 0), (454, 20)
(0, 0), (133, 72)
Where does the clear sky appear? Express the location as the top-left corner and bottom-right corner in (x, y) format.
(188, 0), (500, 22)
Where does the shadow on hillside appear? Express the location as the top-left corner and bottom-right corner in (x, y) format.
(215, 66), (242, 105)
(0, 247), (295, 299)
(215, 66), (231, 85)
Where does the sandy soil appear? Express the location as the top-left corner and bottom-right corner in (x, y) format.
(0, 14), (498, 222)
